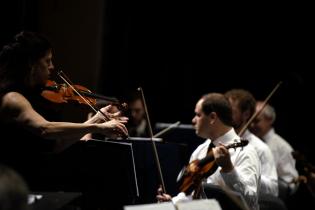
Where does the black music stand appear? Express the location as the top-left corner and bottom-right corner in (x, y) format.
(29, 192), (81, 210)
(32, 139), (139, 210)
(155, 123), (204, 163)
(81, 140), (139, 210)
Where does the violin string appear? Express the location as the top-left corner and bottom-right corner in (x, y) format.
(57, 71), (110, 121)
(59, 71), (121, 105)
(138, 87), (166, 193)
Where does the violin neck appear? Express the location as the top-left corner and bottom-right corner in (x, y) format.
(78, 90), (119, 103)
(198, 140), (248, 167)
(199, 155), (215, 167)
(43, 85), (59, 91)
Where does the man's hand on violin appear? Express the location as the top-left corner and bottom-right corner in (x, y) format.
(156, 186), (172, 202)
(213, 143), (234, 173)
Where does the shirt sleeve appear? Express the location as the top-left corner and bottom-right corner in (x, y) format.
(171, 192), (192, 204)
(278, 147), (299, 191)
(259, 145), (279, 196)
(220, 146), (260, 210)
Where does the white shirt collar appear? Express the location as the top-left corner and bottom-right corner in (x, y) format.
(211, 128), (239, 146)
(263, 127), (275, 141)
(136, 119), (147, 135)
(242, 129), (250, 138)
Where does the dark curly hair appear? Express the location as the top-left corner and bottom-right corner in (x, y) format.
(0, 31), (51, 92)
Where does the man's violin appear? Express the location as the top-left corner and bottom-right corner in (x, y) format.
(177, 139), (249, 196)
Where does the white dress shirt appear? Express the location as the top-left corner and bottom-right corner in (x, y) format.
(173, 128), (261, 210)
(263, 128), (298, 191)
(242, 129), (278, 197)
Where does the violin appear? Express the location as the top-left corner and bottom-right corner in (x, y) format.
(177, 139), (249, 196)
(292, 151), (315, 198)
(41, 80), (127, 111)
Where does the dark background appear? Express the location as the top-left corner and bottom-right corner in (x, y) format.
(1, 1), (314, 162)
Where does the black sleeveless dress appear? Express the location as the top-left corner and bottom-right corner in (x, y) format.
(0, 88), (62, 190)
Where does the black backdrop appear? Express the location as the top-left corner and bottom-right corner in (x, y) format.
(100, 1), (314, 161)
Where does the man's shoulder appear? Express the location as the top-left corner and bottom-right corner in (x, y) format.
(235, 143), (260, 166)
(270, 133), (294, 151)
(247, 132), (270, 151)
(190, 139), (210, 159)
(242, 143), (258, 157)
(194, 139), (210, 151)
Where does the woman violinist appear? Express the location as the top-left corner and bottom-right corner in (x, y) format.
(0, 31), (128, 181)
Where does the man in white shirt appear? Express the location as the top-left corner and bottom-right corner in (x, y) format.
(250, 101), (299, 194)
(225, 89), (278, 197)
(157, 93), (261, 210)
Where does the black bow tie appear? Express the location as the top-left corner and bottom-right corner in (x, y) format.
(207, 142), (216, 153)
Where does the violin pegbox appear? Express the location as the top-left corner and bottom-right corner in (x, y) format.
(233, 139), (238, 151)
(230, 139), (249, 151)
(239, 138), (249, 150)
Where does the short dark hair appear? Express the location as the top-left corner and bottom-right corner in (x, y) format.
(201, 93), (233, 126)
(126, 90), (142, 104)
(225, 89), (256, 117)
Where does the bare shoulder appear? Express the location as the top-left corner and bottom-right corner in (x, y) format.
(0, 92), (32, 120)
(1, 92), (31, 108)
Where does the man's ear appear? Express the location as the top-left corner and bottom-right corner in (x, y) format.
(242, 110), (251, 122)
(209, 112), (217, 125)
(264, 115), (274, 125)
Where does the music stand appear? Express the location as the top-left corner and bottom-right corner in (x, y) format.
(37, 139), (140, 210)
(29, 192), (81, 210)
(155, 123), (204, 163)
(83, 139), (139, 209)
